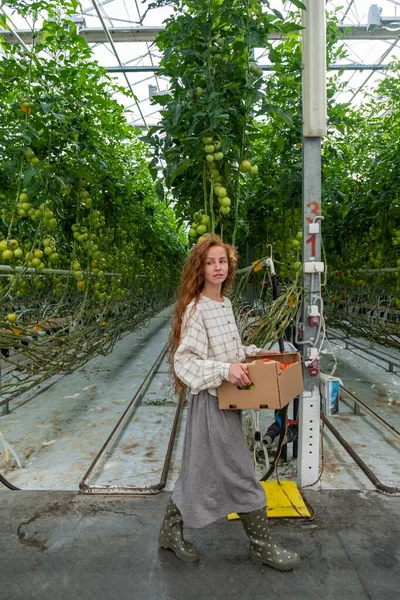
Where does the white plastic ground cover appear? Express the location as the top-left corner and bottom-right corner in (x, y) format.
(0, 311), (398, 493)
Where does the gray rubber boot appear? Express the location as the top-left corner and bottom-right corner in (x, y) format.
(158, 498), (199, 563)
(239, 507), (300, 571)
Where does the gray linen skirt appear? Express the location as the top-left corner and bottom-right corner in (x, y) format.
(171, 390), (266, 529)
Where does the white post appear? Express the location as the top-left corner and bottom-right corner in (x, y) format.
(297, 0), (327, 488)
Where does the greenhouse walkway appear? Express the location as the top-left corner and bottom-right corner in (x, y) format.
(0, 308), (399, 599)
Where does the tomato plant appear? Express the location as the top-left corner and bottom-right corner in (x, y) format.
(145, 0), (301, 245)
(0, 0), (187, 394)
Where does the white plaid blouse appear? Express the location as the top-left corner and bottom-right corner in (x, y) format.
(174, 294), (261, 397)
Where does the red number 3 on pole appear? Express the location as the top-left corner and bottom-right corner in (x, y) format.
(306, 201), (320, 223)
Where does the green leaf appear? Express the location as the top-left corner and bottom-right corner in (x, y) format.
(40, 101), (52, 113)
(342, 205), (350, 219)
(290, 0), (306, 9)
(139, 135), (157, 146)
(272, 9), (284, 20)
(171, 102), (181, 126)
(23, 164), (37, 185)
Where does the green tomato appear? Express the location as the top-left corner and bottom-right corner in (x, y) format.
(204, 145), (215, 154)
(206, 154), (214, 163)
(239, 160), (252, 173)
(2, 249), (13, 261)
(219, 197), (231, 208)
(220, 206), (230, 216)
(215, 186), (227, 198)
(196, 224), (207, 235)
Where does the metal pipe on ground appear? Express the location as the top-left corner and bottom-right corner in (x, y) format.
(323, 415), (400, 497)
(80, 342), (181, 495)
(340, 386), (400, 440)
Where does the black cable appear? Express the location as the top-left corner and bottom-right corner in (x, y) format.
(260, 405), (288, 481)
(0, 472), (20, 490)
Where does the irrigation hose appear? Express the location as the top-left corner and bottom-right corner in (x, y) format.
(260, 404), (288, 482)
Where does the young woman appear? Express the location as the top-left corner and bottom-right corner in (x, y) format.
(158, 235), (299, 571)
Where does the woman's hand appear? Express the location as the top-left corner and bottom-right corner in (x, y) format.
(228, 363), (252, 387)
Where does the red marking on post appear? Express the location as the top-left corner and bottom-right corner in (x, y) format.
(306, 235), (316, 256)
(306, 201), (320, 223)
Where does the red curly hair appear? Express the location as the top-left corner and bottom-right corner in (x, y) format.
(169, 235), (238, 399)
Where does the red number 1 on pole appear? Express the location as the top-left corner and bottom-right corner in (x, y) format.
(306, 235), (316, 257)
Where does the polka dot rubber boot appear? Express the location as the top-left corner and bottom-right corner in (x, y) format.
(158, 498), (199, 563)
(238, 507), (300, 571)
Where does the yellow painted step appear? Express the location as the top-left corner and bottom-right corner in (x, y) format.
(228, 481), (310, 519)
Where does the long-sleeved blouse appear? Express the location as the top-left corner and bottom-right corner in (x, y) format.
(174, 294), (261, 397)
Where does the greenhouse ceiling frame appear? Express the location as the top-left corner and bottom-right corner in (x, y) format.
(3, 3), (400, 127)
(3, 14), (400, 129)
(3, 23), (400, 44)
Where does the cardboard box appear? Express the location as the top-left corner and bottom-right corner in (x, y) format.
(218, 352), (303, 410)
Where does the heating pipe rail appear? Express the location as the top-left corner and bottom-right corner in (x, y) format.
(323, 415), (400, 496)
(80, 342), (182, 495)
(328, 331), (400, 374)
(340, 386), (400, 440)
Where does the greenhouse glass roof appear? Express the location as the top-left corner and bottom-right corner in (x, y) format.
(3, 1), (400, 129)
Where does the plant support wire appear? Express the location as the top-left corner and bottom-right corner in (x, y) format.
(80, 342), (182, 495)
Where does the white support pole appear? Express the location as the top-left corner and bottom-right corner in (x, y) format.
(298, 1), (327, 488)
(302, 2), (327, 137)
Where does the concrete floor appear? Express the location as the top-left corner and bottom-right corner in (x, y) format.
(1, 489), (399, 600)
(0, 309), (399, 599)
